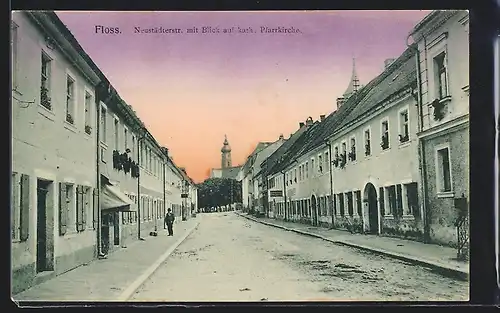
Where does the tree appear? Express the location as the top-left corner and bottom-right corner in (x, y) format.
(197, 177), (242, 209)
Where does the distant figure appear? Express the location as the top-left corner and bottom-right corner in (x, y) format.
(164, 208), (175, 236)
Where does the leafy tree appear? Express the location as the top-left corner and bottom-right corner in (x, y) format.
(197, 178), (242, 209)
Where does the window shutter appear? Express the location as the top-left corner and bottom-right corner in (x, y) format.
(59, 182), (68, 235)
(19, 174), (30, 242)
(76, 186), (84, 232)
(82, 187), (88, 229)
(93, 188), (99, 230)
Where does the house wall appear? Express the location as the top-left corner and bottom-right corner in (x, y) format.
(330, 95), (422, 238)
(417, 11), (469, 130)
(11, 12), (98, 294)
(414, 11), (470, 247)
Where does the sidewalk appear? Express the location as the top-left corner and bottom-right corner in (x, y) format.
(13, 218), (200, 302)
(235, 212), (469, 281)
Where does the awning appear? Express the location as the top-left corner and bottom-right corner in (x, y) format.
(101, 183), (137, 212)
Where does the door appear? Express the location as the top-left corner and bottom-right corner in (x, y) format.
(311, 196), (318, 226)
(364, 183), (379, 234)
(36, 180), (49, 273)
(113, 211), (120, 246)
(101, 213), (110, 254)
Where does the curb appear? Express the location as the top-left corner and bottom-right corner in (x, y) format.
(235, 212), (468, 281)
(117, 220), (200, 301)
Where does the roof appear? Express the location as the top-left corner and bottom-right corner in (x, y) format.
(296, 46), (417, 160)
(250, 140), (285, 178)
(335, 47), (417, 131)
(214, 166), (242, 180)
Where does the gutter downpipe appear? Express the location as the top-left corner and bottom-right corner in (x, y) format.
(407, 32), (431, 243)
(326, 140), (336, 228)
(280, 170), (287, 221)
(163, 157), (166, 228)
(95, 83), (114, 257)
(137, 131), (146, 240)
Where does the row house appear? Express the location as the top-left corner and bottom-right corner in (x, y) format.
(325, 48), (422, 238)
(11, 11), (101, 294)
(164, 156), (185, 218)
(11, 11), (197, 294)
(250, 136), (286, 215)
(262, 123), (311, 220)
(409, 10), (469, 248)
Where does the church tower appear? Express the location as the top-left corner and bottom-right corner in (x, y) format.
(221, 134), (232, 169)
(336, 57), (361, 108)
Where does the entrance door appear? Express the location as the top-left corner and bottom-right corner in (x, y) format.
(311, 196), (318, 226)
(36, 180), (50, 273)
(113, 211), (120, 246)
(364, 183), (379, 234)
(101, 213), (110, 254)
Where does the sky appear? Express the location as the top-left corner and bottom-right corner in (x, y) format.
(56, 10), (431, 183)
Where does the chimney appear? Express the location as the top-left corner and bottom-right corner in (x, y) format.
(305, 116), (313, 127)
(336, 97), (345, 108)
(299, 122), (305, 128)
(161, 146), (169, 157)
(279, 134), (284, 140)
(320, 114), (326, 122)
(384, 58), (395, 69)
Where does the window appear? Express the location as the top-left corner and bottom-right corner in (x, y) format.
(434, 52), (448, 99)
(298, 165), (302, 181)
(84, 92), (92, 134)
(305, 161), (309, 178)
(436, 147), (452, 192)
(311, 158), (315, 177)
(338, 194), (345, 217)
(334, 146), (339, 159)
(66, 75), (75, 124)
(11, 23), (18, 90)
(405, 183), (419, 215)
(364, 129), (371, 156)
(59, 183), (74, 236)
(318, 154), (323, 173)
(355, 190), (362, 216)
(346, 192), (354, 216)
(349, 137), (357, 161)
(124, 128), (128, 150)
(131, 135), (136, 159)
(379, 187), (385, 216)
(381, 120), (389, 150)
(327, 195), (332, 216)
(396, 185), (403, 217)
(399, 109), (409, 143)
(114, 118), (119, 150)
(40, 53), (52, 110)
(341, 142), (347, 157)
(100, 107), (107, 143)
(324, 151), (329, 172)
(387, 185), (397, 215)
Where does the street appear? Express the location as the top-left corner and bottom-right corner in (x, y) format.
(130, 213), (468, 302)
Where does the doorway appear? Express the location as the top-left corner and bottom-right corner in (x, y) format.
(311, 195), (318, 226)
(101, 212), (110, 254)
(364, 183), (379, 234)
(36, 179), (51, 273)
(113, 211), (120, 246)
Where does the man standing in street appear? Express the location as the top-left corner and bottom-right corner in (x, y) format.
(164, 208), (175, 236)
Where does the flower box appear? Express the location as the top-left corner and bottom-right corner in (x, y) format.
(399, 134), (409, 143)
(380, 134), (389, 150)
(66, 113), (74, 124)
(85, 125), (92, 135)
(40, 87), (52, 110)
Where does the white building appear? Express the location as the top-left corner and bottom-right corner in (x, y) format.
(11, 11), (101, 293)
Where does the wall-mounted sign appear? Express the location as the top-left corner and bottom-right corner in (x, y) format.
(269, 190), (283, 197)
(181, 193), (188, 198)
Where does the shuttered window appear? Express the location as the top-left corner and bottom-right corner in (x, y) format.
(76, 185), (87, 232)
(59, 183), (68, 235)
(19, 174), (30, 241)
(93, 188), (99, 230)
(11, 172), (20, 241)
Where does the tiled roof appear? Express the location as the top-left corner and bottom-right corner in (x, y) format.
(297, 46), (417, 159)
(260, 127), (308, 177)
(335, 47), (417, 131)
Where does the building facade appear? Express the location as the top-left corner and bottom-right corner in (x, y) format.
(11, 11), (101, 293)
(11, 11), (196, 294)
(410, 10), (469, 247)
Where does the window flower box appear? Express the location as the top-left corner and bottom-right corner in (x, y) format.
(339, 153), (347, 168)
(333, 155), (339, 167)
(431, 98), (448, 121)
(348, 150), (356, 161)
(85, 125), (92, 135)
(399, 134), (409, 143)
(40, 87), (52, 110)
(66, 113), (74, 124)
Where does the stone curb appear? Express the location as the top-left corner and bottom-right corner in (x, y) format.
(117, 220), (200, 301)
(235, 212), (468, 281)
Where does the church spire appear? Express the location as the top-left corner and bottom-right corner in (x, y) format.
(342, 57), (360, 99)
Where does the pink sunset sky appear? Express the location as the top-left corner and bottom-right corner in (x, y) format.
(56, 10), (431, 183)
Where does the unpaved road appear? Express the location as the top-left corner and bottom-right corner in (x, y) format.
(130, 213), (468, 302)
